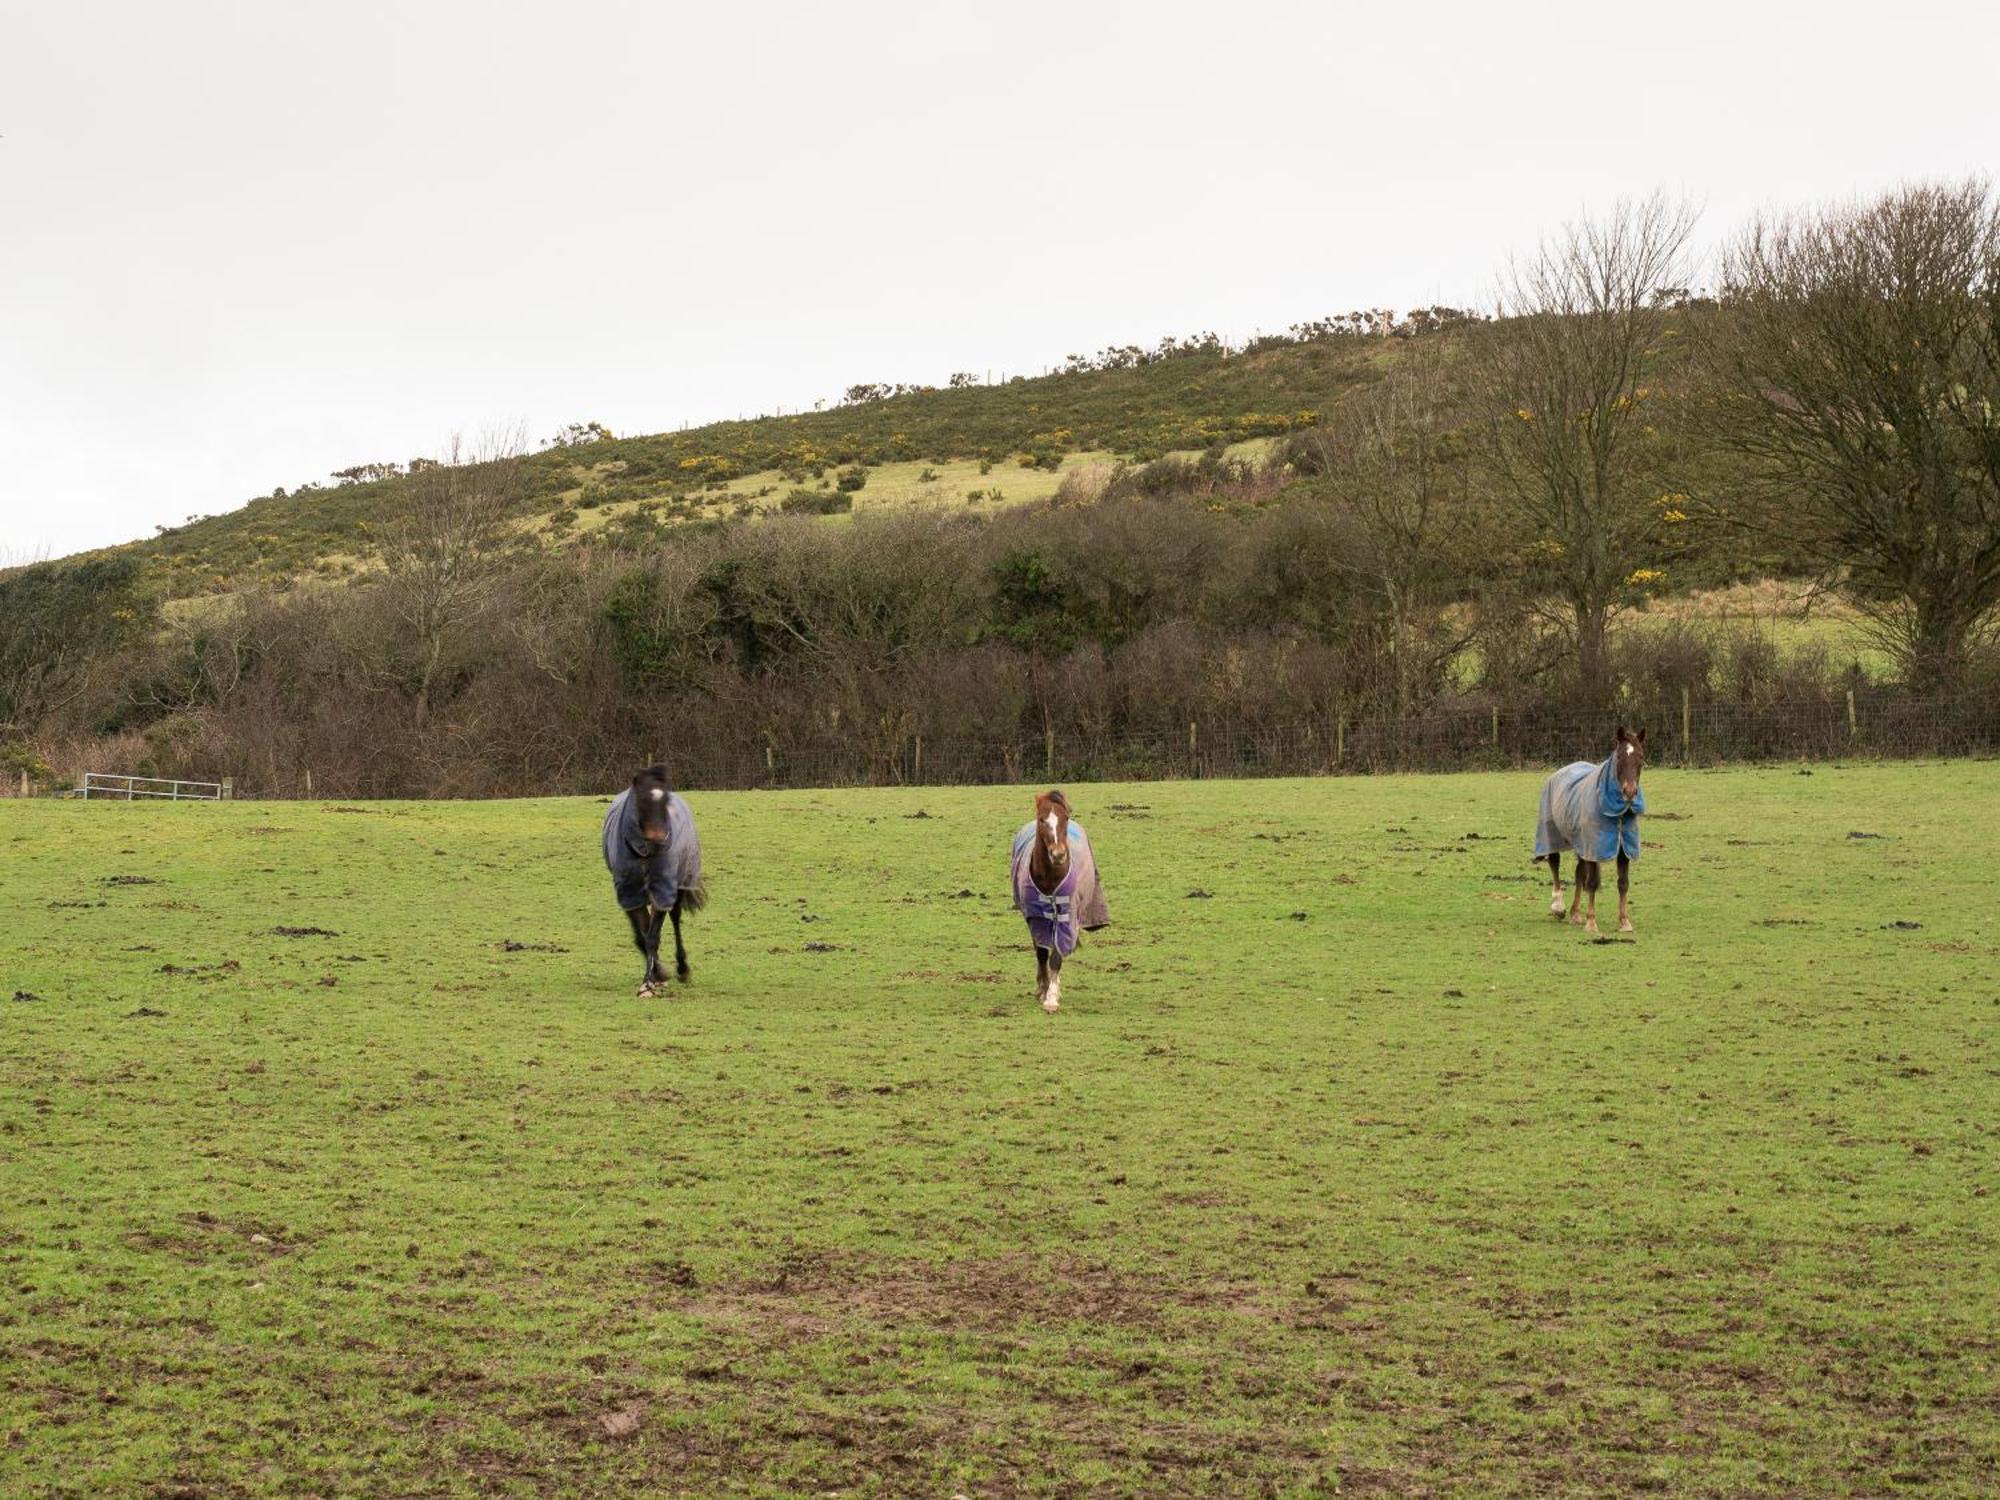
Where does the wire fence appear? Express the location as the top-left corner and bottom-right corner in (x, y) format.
(11, 688), (1992, 800)
(661, 688), (2000, 791)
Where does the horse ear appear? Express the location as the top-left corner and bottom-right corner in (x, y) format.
(1615, 724), (1629, 742)
(1635, 728), (1647, 746)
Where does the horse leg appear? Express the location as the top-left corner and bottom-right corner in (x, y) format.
(1035, 946), (1050, 1007)
(670, 897), (690, 983)
(1547, 853), (1565, 917)
(643, 905), (670, 992)
(627, 907), (657, 997)
(1567, 863), (1588, 925)
(1584, 862), (1601, 935)
(1616, 853), (1633, 933)
(1043, 948), (1063, 1013)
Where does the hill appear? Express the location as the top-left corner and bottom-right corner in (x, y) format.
(110, 329), (1395, 599)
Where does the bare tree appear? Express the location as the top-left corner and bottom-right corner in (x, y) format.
(1299, 339), (1478, 713)
(377, 429), (526, 723)
(1478, 196), (1698, 694)
(1704, 179), (2000, 685)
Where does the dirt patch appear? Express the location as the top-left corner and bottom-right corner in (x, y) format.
(102, 875), (159, 886)
(273, 926), (339, 937)
(666, 1250), (1265, 1341)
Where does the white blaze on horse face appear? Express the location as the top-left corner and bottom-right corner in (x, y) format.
(649, 787), (665, 800)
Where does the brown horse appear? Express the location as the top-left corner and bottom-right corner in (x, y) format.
(1009, 789), (1110, 1012)
(1535, 726), (1647, 935)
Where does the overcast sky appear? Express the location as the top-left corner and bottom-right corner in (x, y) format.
(4, 0), (1997, 559)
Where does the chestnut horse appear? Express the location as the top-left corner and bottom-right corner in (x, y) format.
(1009, 789), (1110, 1012)
(1534, 726), (1647, 935)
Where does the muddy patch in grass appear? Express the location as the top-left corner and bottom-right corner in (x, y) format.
(662, 1250), (1267, 1341)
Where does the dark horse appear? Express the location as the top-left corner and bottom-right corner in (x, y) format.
(601, 765), (707, 996)
(1009, 789), (1110, 1012)
(1534, 727), (1646, 935)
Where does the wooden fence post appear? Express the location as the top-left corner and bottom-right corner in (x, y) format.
(1044, 728), (1055, 778)
(1491, 706), (1500, 754)
(221, 777), (234, 801)
(1681, 686), (1692, 765)
(18, 768), (27, 798)
(914, 735), (923, 782)
(1847, 689), (1857, 740)
(304, 768), (313, 798)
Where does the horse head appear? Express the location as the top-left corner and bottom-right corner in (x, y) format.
(630, 764), (674, 847)
(1034, 788), (1071, 871)
(1613, 726), (1647, 804)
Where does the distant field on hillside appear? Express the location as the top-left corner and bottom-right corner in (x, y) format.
(3, 767), (1994, 1495)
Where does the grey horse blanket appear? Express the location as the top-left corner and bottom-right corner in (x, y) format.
(1010, 820), (1110, 957)
(602, 789), (703, 911)
(1534, 756), (1645, 863)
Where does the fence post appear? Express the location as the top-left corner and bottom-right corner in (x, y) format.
(914, 735), (923, 782)
(1490, 706), (1500, 755)
(221, 777), (234, 801)
(1681, 686), (1692, 766)
(305, 768), (313, 798)
(1044, 728), (1055, 779)
(1188, 720), (1198, 775)
(1846, 689), (1857, 740)
(1335, 714), (1345, 767)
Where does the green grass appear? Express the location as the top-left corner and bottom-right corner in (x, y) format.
(3, 766), (1996, 1495)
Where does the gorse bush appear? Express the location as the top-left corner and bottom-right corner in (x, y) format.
(780, 489), (854, 516)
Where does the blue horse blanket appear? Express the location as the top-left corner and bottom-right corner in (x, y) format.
(602, 789), (703, 911)
(1010, 821), (1110, 957)
(1534, 756), (1645, 862)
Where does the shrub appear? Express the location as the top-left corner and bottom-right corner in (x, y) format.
(781, 489), (853, 516)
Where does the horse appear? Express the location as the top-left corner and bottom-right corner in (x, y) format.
(601, 765), (707, 996)
(1009, 788), (1110, 1012)
(1534, 726), (1647, 935)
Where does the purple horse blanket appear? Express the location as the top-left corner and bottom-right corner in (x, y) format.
(1010, 821), (1110, 957)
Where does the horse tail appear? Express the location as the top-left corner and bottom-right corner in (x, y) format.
(678, 879), (709, 915)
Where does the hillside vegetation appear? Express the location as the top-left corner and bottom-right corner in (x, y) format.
(9, 183), (1999, 798)
(117, 332), (1379, 597)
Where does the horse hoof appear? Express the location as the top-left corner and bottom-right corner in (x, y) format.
(1041, 996), (1060, 1013)
(676, 968), (691, 985)
(1549, 901), (1566, 917)
(636, 982), (656, 999)
(1619, 920), (1634, 934)
(1585, 922), (1600, 936)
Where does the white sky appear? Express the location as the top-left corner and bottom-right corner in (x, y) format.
(3, 0), (1997, 559)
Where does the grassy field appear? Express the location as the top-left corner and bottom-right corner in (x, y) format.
(2, 766), (1996, 1496)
